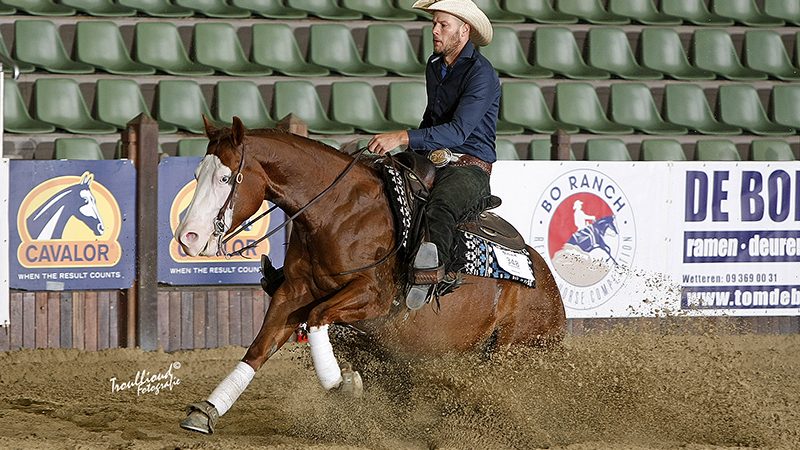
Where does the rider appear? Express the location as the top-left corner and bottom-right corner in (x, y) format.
(368, 0), (499, 308)
(573, 200), (596, 231)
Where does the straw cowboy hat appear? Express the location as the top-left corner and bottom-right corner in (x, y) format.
(412, 0), (493, 46)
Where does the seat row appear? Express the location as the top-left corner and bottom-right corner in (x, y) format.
(3, 0), (799, 26)
(8, 78), (800, 137)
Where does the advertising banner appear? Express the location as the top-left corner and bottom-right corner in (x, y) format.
(157, 157), (286, 285)
(1, 159), (9, 324)
(8, 160), (136, 291)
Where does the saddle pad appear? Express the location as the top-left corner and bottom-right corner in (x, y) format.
(455, 230), (535, 288)
(382, 165), (412, 249)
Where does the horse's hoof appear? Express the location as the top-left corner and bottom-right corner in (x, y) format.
(180, 401), (219, 434)
(339, 368), (363, 399)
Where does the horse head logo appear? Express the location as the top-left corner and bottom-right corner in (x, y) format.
(25, 172), (105, 240)
(567, 215), (618, 265)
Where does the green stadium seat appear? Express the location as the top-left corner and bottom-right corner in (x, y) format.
(0, 3), (15, 14)
(287, 0), (361, 19)
(694, 29), (768, 81)
(744, 30), (800, 81)
(388, 81), (425, 129)
(472, 0), (525, 22)
(504, 0), (578, 23)
(495, 139), (519, 160)
(342, 0), (415, 20)
(3, 0), (75, 15)
(232, 0), (307, 18)
(750, 140), (795, 161)
(118, 0), (193, 17)
(96, 79), (178, 133)
(587, 27), (663, 80)
(764, 0), (800, 26)
(608, 0), (682, 25)
(273, 81), (355, 135)
(482, 27), (553, 78)
(534, 27), (610, 79)
(0, 34), (33, 73)
(772, 85), (800, 130)
(529, 139), (576, 160)
(662, 0), (733, 25)
(556, 83), (634, 134)
(135, 22), (215, 76)
(718, 85), (795, 136)
(193, 23), (272, 77)
(396, 0), (430, 19)
(500, 82), (579, 134)
(696, 140), (741, 161)
(14, 20), (94, 74)
(610, 83), (688, 135)
(251, 24), (329, 77)
(641, 28), (715, 80)
(496, 120), (525, 135)
(664, 84), (742, 135)
(61, 0), (136, 16)
(4, 79), (55, 133)
(215, 81), (276, 129)
(55, 138), (105, 160)
(585, 139), (631, 161)
(177, 139), (210, 157)
(309, 24), (387, 77)
(557, 0), (629, 24)
(174, 0), (250, 17)
(366, 24), (425, 77)
(331, 81), (406, 133)
(641, 139), (687, 161)
(34, 78), (117, 134)
(75, 21), (155, 75)
(712, 0), (784, 26)
(421, 25), (433, 61)
(156, 80), (214, 134)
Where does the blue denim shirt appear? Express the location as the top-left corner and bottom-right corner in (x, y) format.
(407, 41), (500, 164)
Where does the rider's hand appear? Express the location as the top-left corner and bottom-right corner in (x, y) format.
(368, 131), (409, 155)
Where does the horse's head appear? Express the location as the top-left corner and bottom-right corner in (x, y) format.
(76, 172), (105, 236)
(175, 116), (267, 257)
(597, 215), (618, 235)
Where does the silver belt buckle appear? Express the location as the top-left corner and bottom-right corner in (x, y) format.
(428, 148), (458, 168)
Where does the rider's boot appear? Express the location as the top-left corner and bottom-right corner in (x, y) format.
(406, 242), (444, 310)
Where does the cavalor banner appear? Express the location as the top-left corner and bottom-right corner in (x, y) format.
(1, 159), (9, 323)
(8, 160), (136, 291)
(491, 161), (800, 319)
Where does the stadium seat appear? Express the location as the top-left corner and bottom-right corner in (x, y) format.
(60, 0), (136, 16)
(585, 139), (632, 161)
(118, 0), (193, 17)
(764, 0), (800, 26)
(309, 24), (387, 77)
(14, 20), (94, 74)
(696, 140), (741, 161)
(772, 85), (800, 130)
(0, 34), (33, 73)
(662, 0), (733, 25)
(34, 79), (117, 134)
(557, 0), (629, 24)
(54, 138), (105, 160)
(96, 79), (178, 133)
(504, 0), (578, 23)
(472, 0), (525, 22)
(232, 0), (307, 18)
(135, 22), (215, 76)
(421, 25), (433, 61)
(641, 139), (687, 161)
(712, 0), (784, 26)
(251, 24), (329, 77)
(718, 85), (795, 136)
(174, 0), (250, 17)
(610, 83), (688, 135)
(75, 21), (155, 75)
(664, 84), (742, 135)
(193, 23), (272, 77)
(3, 0), (75, 16)
(396, 0), (430, 19)
(555, 83), (633, 134)
(4, 79), (56, 133)
(177, 139), (210, 157)
(641, 28), (715, 80)
(273, 81), (355, 135)
(693, 29), (768, 81)
(287, 0), (361, 19)
(330, 82), (406, 133)
(529, 139), (576, 160)
(482, 27), (553, 78)
(608, 0), (681, 25)
(534, 27), (610, 79)
(388, 81), (425, 129)
(495, 139), (519, 160)
(215, 81), (276, 129)
(156, 80), (214, 134)
(587, 27), (663, 80)
(750, 140), (796, 161)
(0, 3), (15, 14)
(500, 82), (579, 134)
(342, 0), (415, 20)
(744, 30), (800, 81)
(366, 24), (425, 77)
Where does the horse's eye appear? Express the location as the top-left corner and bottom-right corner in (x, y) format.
(221, 175), (230, 184)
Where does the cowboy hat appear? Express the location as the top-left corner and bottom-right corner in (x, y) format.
(412, 0), (493, 46)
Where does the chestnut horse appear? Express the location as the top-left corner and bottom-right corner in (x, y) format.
(175, 117), (565, 434)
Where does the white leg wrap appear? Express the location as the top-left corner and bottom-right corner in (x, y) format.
(207, 361), (255, 416)
(307, 324), (343, 390)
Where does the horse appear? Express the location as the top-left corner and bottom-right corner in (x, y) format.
(175, 117), (566, 434)
(26, 171), (105, 240)
(567, 215), (618, 265)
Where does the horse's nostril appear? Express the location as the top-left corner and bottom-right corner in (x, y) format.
(184, 232), (198, 243)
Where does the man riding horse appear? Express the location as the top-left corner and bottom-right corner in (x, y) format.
(368, 0), (499, 309)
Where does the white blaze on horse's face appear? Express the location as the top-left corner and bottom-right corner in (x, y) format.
(175, 155), (234, 257)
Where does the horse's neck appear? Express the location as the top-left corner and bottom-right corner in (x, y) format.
(28, 188), (74, 239)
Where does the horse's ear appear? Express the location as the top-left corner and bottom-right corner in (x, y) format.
(202, 114), (217, 138)
(231, 116), (246, 147)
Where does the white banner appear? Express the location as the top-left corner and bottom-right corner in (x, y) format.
(491, 161), (800, 318)
(1, 159), (9, 325)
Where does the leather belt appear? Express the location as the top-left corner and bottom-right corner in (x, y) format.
(451, 154), (492, 175)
